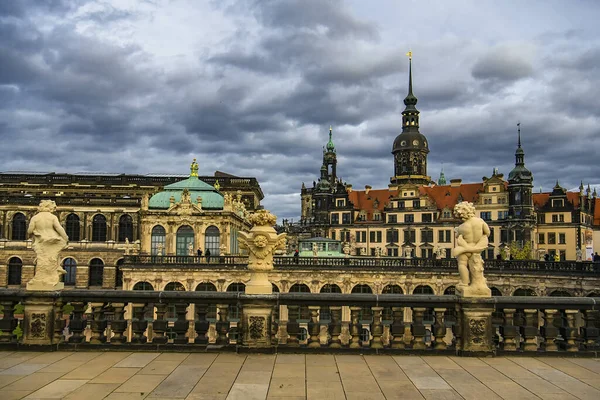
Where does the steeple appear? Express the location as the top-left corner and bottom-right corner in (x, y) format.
(402, 51), (419, 128)
(438, 165), (447, 185)
(326, 126), (335, 152)
(508, 123), (532, 183)
(515, 122), (525, 166)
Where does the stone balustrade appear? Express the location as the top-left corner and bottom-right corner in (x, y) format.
(0, 289), (598, 355)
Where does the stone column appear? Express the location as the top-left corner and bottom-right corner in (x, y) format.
(458, 299), (495, 355)
(238, 209), (286, 348)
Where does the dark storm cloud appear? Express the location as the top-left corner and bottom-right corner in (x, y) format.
(471, 45), (534, 82)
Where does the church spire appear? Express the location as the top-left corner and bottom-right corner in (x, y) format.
(438, 165), (447, 185)
(403, 51), (419, 117)
(515, 122), (525, 167)
(326, 126), (335, 152)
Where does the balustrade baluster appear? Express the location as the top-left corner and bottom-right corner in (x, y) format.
(286, 305), (300, 346)
(194, 303), (210, 345)
(152, 303), (168, 344)
(172, 303), (190, 344)
(541, 309), (559, 351)
(411, 307), (427, 350)
(304, 306), (319, 348)
(521, 309), (539, 351)
(500, 308), (518, 351)
(433, 308), (447, 350)
(110, 303), (127, 344)
(582, 310), (599, 350)
(0, 301), (17, 342)
(560, 310), (580, 352)
(349, 306), (361, 349)
(370, 306), (384, 349)
(89, 303), (107, 344)
(390, 307), (405, 349)
(215, 304), (230, 345)
(328, 306), (342, 348)
(68, 302), (87, 343)
(131, 303), (148, 344)
(272, 305), (280, 345)
(52, 300), (65, 344)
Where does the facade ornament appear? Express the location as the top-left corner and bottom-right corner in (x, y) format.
(187, 241), (194, 256)
(576, 246), (582, 261)
(190, 158), (199, 177)
(238, 209), (286, 294)
(312, 243), (319, 257)
(343, 242), (351, 258)
(196, 196), (203, 210)
(124, 238), (131, 255)
(375, 247), (381, 258)
(26, 200), (69, 291)
(214, 179), (221, 191)
(220, 243), (227, 256)
(156, 242), (164, 256)
(452, 202), (491, 297)
(141, 193), (149, 211)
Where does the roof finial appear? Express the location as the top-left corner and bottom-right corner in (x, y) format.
(326, 126), (335, 151)
(406, 50), (413, 96)
(190, 158), (199, 177)
(517, 122), (521, 148)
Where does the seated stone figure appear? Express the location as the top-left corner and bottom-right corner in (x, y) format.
(27, 200), (69, 290)
(452, 201), (491, 297)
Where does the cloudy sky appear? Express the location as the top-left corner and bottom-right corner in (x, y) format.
(1, 0), (599, 221)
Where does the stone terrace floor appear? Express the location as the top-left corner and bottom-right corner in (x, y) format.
(0, 352), (599, 400)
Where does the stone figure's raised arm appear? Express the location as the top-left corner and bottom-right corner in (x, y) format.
(53, 218), (69, 242)
(482, 220), (491, 237)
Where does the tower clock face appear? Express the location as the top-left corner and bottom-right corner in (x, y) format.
(400, 140), (406, 146)
(412, 140), (419, 146)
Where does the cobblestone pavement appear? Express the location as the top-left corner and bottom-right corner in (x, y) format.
(0, 351), (599, 399)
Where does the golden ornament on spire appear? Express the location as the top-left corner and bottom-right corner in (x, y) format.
(214, 179), (221, 191)
(406, 50), (412, 60)
(190, 158), (199, 177)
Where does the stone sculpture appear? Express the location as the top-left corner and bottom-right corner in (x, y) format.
(343, 243), (351, 258)
(238, 209), (287, 294)
(156, 242), (164, 256)
(187, 241), (194, 256)
(26, 200), (69, 290)
(452, 202), (491, 297)
(312, 243), (319, 257)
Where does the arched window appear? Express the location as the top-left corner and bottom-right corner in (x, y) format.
(319, 284), (341, 321)
(88, 258), (104, 286)
(227, 282), (245, 319)
(11, 213), (26, 240)
(204, 226), (220, 255)
(351, 284), (373, 294)
(133, 281), (154, 291)
(118, 215), (133, 242)
(490, 287), (502, 296)
(289, 284), (311, 320)
(151, 225), (166, 255)
(115, 259), (124, 288)
(352, 284), (373, 321)
(196, 282), (217, 319)
(176, 225), (194, 256)
(92, 214), (107, 242)
(587, 292), (600, 297)
(164, 282), (186, 291)
(443, 286), (456, 295)
(513, 288), (536, 296)
(549, 290), (571, 297)
(65, 214), (80, 241)
(271, 283), (280, 293)
(382, 285), (403, 294)
(63, 258), (77, 286)
(413, 285), (434, 295)
(7, 257), (22, 285)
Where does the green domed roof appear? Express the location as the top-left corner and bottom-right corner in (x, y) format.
(149, 159), (224, 209)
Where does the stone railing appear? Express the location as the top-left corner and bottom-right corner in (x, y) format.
(122, 255), (600, 276)
(0, 289), (598, 355)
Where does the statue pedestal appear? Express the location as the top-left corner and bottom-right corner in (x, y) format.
(23, 298), (55, 345)
(26, 281), (64, 291)
(459, 302), (494, 355)
(242, 304), (274, 348)
(246, 272), (272, 295)
(456, 284), (491, 298)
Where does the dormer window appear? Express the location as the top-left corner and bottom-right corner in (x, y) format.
(552, 199), (564, 207)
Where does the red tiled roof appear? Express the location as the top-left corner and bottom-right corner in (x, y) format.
(533, 191), (583, 209)
(348, 189), (398, 221)
(595, 198), (600, 226)
(419, 183), (482, 210)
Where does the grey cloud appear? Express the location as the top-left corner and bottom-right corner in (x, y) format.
(472, 45), (534, 82)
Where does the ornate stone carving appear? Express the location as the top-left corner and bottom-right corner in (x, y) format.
(27, 200), (68, 290)
(469, 318), (486, 344)
(452, 202), (491, 297)
(30, 313), (47, 338)
(249, 316), (266, 339)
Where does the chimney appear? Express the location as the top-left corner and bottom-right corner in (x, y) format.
(346, 184), (353, 193)
(450, 179), (462, 187)
(365, 185), (372, 195)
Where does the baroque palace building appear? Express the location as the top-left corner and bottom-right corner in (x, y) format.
(299, 56), (600, 262)
(0, 160), (262, 289)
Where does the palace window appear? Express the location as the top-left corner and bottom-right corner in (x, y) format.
(369, 231), (382, 243)
(500, 229), (508, 243)
(404, 214), (414, 223)
(319, 284), (342, 321)
(422, 213), (432, 223)
(289, 284), (311, 320)
(118, 214), (134, 242)
(204, 226), (221, 255)
(331, 214), (339, 224)
(115, 259), (124, 288)
(373, 212), (381, 221)
(11, 213), (26, 240)
(63, 258), (77, 286)
(227, 282), (246, 320)
(7, 257), (22, 285)
(176, 225), (194, 256)
(387, 248), (399, 257)
(336, 199), (345, 207)
(342, 213), (351, 224)
(386, 229), (399, 243)
(498, 211), (508, 220)
(438, 230), (452, 243)
(387, 214), (397, 223)
(91, 214), (107, 242)
(559, 233), (566, 244)
(548, 232), (556, 244)
(538, 233), (545, 244)
(538, 214), (546, 224)
(488, 228), (495, 242)
(352, 284), (373, 321)
(552, 215), (558, 223)
(480, 212), (492, 221)
(151, 225), (166, 255)
(421, 230), (433, 243)
(88, 258), (104, 287)
(404, 229), (416, 243)
(442, 211), (452, 218)
(552, 199), (564, 207)
(413, 200), (420, 209)
(356, 231), (367, 243)
(66, 214), (80, 241)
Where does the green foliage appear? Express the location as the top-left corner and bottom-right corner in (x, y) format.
(509, 241), (533, 260)
(13, 325), (23, 340)
(13, 303), (24, 315)
(62, 304), (74, 315)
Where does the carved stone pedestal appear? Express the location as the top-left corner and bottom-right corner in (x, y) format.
(26, 281), (64, 291)
(246, 272), (272, 295)
(23, 298), (55, 345)
(459, 304), (494, 355)
(242, 304), (273, 348)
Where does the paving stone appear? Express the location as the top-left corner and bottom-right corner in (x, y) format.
(305, 354), (336, 367)
(0, 364), (49, 376)
(114, 353), (161, 368)
(24, 379), (88, 399)
(377, 380), (424, 400)
(0, 353), (44, 369)
(0, 374), (26, 389)
(306, 382), (346, 400)
(335, 355), (365, 364)
(419, 389), (464, 400)
(445, 383), (502, 400)
(535, 358), (599, 381)
(271, 363), (305, 379)
(422, 356), (464, 370)
(104, 393), (149, 400)
(182, 353), (219, 366)
(90, 367), (140, 384)
(364, 356), (411, 382)
(155, 353), (190, 362)
(148, 365), (208, 398)
(267, 378), (305, 398)
(62, 352), (132, 380)
(3, 372), (65, 392)
(345, 391), (386, 400)
(305, 365), (340, 382)
(63, 383), (121, 400)
(114, 373), (166, 393)
(212, 354), (246, 364)
(3, 390), (34, 400)
(235, 370), (273, 384)
(566, 359), (600, 374)
(0, 351), (15, 360)
(139, 360), (182, 375)
(228, 383), (269, 400)
(185, 392), (227, 400)
(274, 354), (305, 364)
(409, 376), (453, 390)
(187, 366), (239, 398)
